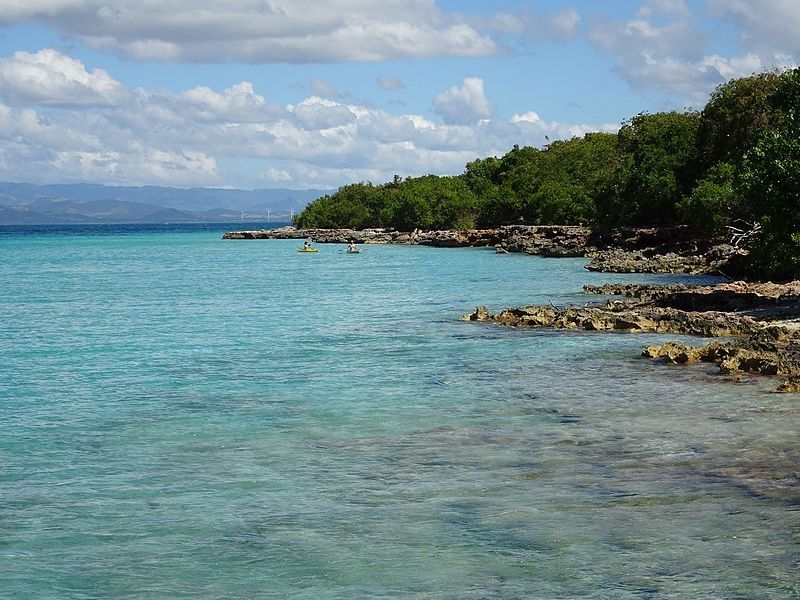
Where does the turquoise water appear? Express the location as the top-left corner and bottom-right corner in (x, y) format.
(1, 224), (798, 599)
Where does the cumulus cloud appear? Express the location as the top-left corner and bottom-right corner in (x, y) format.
(483, 7), (581, 42)
(511, 111), (618, 140)
(290, 97), (356, 130)
(376, 75), (405, 91)
(0, 0), (499, 63)
(588, 4), (732, 101)
(433, 77), (492, 125)
(0, 48), (126, 107)
(180, 82), (287, 122)
(263, 168), (292, 182)
(709, 0), (800, 63)
(590, 0), (798, 102)
(0, 50), (616, 189)
(589, 14), (704, 61)
(636, 0), (691, 19)
(309, 78), (339, 98)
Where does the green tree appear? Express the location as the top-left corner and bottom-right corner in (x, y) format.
(677, 162), (736, 234)
(380, 175), (479, 230)
(615, 111), (700, 225)
(697, 71), (782, 169)
(740, 68), (800, 280)
(531, 133), (627, 225)
(294, 182), (379, 228)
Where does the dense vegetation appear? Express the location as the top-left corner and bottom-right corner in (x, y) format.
(296, 68), (800, 279)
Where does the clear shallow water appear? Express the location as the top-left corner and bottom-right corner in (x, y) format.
(0, 223), (798, 599)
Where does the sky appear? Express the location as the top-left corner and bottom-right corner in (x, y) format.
(0, 0), (797, 191)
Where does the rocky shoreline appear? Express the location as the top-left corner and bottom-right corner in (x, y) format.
(462, 280), (800, 392)
(223, 225), (745, 275)
(224, 224), (799, 391)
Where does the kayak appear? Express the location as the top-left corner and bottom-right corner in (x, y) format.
(346, 249), (360, 254)
(297, 248), (319, 253)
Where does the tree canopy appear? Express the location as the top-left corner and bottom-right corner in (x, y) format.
(295, 67), (800, 279)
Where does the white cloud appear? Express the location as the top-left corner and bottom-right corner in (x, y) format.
(590, 1), (798, 102)
(290, 97), (357, 130)
(434, 77), (492, 125)
(511, 112), (541, 125)
(309, 78), (339, 98)
(588, 7), (727, 101)
(483, 7), (581, 42)
(377, 75), (405, 91)
(710, 0), (800, 58)
(180, 82), (287, 122)
(264, 168), (292, 182)
(547, 8), (581, 40)
(637, 0), (691, 19)
(616, 51), (772, 101)
(0, 49), (126, 107)
(512, 111), (618, 140)
(0, 0), (499, 63)
(0, 51), (616, 189)
(589, 16), (704, 61)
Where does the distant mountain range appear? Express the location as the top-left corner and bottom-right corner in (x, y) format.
(0, 182), (332, 224)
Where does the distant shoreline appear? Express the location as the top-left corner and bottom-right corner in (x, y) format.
(222, 224), (744, 276)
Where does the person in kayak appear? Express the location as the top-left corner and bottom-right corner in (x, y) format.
(347, 240), (357, 252)
(303, 241), (313, 250)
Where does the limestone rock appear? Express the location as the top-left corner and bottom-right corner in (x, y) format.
(460, 306), (491, 322)
(774, 376), (800, 393)
(642, 342), (703, 364)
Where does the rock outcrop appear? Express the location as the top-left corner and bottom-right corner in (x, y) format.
(584, 280), (800, 318)
(224, 224), (748, 276)
(222, 226), (308, 240)
(224, 225), (584, 254)
(581, 227), (748, 275)
(460, 303), (758, 337)
(494, 225), (592, 257)
(463, 279), (800, 392)
(644, 325), (800, 391)
(584, 244), (745, 275)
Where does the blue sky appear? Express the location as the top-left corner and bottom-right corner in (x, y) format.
(0, 0), (796, 190)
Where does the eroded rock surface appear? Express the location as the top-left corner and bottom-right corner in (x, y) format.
(460, 303), (757, 337)
(584, 244), (745, 275)
(644, 325), (800, 391)
(224, 225), (577, 253)
(224, 225), (749, 276)
(584, 280), (800, 319)
(463, 279), (800, 391)
(495, 225), (592, 257)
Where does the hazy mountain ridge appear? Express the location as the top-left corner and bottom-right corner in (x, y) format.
(0, 182), (332, 224)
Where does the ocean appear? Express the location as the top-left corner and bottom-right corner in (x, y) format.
(1, 223), (798, 598)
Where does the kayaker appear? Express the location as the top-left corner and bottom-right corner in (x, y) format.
(303, 241), (312, 250)
(348, 240), (357, 252)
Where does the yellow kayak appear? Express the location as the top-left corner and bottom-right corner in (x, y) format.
(297, 248), (319, 253)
